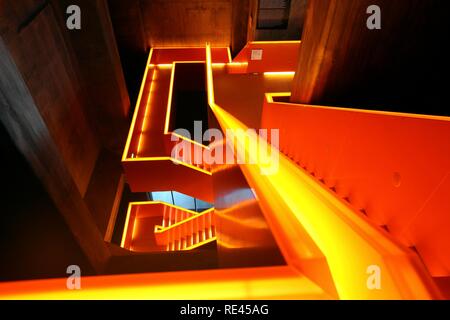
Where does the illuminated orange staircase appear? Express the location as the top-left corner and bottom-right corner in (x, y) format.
(1, 43), (448, 300)
(121, 63), (214, 202)
(154, 207), (216, 251)
(121, 48), (231, 203)
(121, 201), (216, 252)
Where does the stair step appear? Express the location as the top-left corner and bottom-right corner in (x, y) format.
(155, 208), (215, 251)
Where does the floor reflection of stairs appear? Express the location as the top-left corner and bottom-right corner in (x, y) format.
(155, 207), (216, 251)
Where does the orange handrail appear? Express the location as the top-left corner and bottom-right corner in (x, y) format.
(205, 44), (442, 300)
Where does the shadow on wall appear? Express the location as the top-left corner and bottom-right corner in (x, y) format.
(0, 124), (94, 282)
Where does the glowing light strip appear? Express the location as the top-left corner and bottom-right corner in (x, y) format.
(136, 70), (157, 156)
(122, 156), (212, 175)
(227, 47), (232, 63)
(263, 71), (296, 76)
(170, 132), (209, 150)
(265, 93), (450, 121)
(155, 60), (224, 67)
(120, 204), (134, 248)
(130, 201), (204, 216)
(164, 63), (176, 134)
(205, 46), (440, 299)
(149, 47), (231, 65)
(155, 208), (214, 233)
(265, 92), (291, 101)
(122, 48), (153, 161)
(149, 61), (241, 71)
(164, 61), (211, 136)
(205, 44), (215, 106)
(152, 46), (213, 49)
(250, 40), (301, 44)
(154, 63), (173, 69)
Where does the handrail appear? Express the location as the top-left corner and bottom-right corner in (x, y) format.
(205, 44), (442, 299)
(121, 201), (201, 248)
(154, 207), (216, 251)
(154, 208), (213, 232)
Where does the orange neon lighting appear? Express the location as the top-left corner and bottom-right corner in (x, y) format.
(263, 71), (296, 76)
(250, 40), (301, 44)
(137, 69), (157, 156)
(265, 92), (450, 120)
(123, 156), (211, 175)
(0, 266), (330, 300)
(122, 48), (153, 161)
(163, 61), (211, 150)
(164, 62), (176, 134)
(205, 44), (216, 106)
(2, 44), (445, 300)
(155, 63), (173, 69)
(263, 92), (450, 278)
(120, 203), (133, 248)
(210, 105), (441, 300)
(121, 201), (216, 253)
(154, 208), (214, 231)
(205, 44), (441, 299)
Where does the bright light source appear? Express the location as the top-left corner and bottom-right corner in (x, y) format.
(263, 71), (295, 76)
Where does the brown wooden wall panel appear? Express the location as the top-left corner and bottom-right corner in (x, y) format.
(141, 0), (232, 47)
(0, 0), (99, 196)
